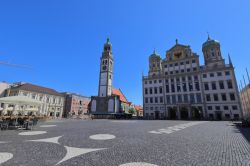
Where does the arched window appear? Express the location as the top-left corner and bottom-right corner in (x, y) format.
(91, 100), (96, 112)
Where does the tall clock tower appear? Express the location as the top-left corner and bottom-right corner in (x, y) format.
(98, 38), (113, 97)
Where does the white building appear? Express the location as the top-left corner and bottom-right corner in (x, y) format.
(4, 82), (64, 118)
(142, 37), (242, 120)
(90, 38), (121, 118)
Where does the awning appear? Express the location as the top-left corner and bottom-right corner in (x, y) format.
(0, 96), (42, 105)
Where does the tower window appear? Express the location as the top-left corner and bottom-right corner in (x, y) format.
(225, 71), (230, 75)
(227, 80), (233, 89)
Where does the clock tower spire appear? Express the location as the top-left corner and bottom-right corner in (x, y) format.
(98, 38), (113, 97)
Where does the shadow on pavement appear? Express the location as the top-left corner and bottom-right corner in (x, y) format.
(234, 122), (250, 143)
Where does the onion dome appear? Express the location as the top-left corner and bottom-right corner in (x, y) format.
(202, 35), (220, 49)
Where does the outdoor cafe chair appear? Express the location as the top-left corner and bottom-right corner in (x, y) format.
(0, 120), (9, 130)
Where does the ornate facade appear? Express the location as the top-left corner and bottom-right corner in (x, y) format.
(143, 37), (242, 120)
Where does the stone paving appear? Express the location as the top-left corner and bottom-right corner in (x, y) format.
(0, 119), (250, 166)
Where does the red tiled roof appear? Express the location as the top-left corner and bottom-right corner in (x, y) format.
(112, 88), (128, 103)
(134, 105), (143, 111)
(11, 83), (64, 97)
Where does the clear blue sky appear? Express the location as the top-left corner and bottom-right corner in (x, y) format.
(0, 0), (250, 105)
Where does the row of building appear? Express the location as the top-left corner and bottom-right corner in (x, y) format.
(0, 81), (143, 118)
(0, 82), (90, 118)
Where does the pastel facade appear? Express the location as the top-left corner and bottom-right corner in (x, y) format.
(63, 93), (90, 117)
(5, 82), (64, 118)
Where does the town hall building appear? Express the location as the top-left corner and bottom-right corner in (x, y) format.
(142, 36), (242, 120)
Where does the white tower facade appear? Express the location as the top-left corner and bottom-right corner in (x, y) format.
(98, 38), (113, 97)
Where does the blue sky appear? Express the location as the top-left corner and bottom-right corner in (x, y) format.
(0, 0), (250, 105)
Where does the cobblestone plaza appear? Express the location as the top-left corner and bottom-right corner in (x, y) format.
(0, 120), (250, 166)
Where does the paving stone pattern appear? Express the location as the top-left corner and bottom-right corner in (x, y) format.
(0, 119), (250, 166)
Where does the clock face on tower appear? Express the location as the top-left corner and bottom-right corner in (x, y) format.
(102, 66), (107, 71)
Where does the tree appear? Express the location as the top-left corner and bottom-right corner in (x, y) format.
(128, 107), (136, 115)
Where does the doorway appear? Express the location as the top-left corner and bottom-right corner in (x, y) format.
(180, 107), (189, 120)
(168, 107), (177, 120)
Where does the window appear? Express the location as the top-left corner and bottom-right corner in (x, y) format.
(150, 97), (153, 103)
(154, 80), (157, 83)
(165, 72), (168, 75)
(160, 97), (163, 103)
(159, 80), (162, 83)
(184, 94), (188, 102)
(221, 93), (227, 101)
(145, 81), (147, 84)
(155, 97), (158, 103)
(212, 82), (217, 90)
(178, 95), (182, 102)
(204, 83), (209, 90)
(182, 82), (187, 92)
(145, 98), (148, 103)
(180, 62), (184, 65)
(169, 64), (173, 67)
(225, 71), (230, 76)
(186, 61), (189, 64)
(208, 106), (212, 110)
(206, 94), (211, 101)
(217, 72), (222, 76)
(149, 81), (152, 84)
(172, 95), (176, 104)
(177, 83), (181, 92)
(166, 95), (171, 104)
(171, 84), (175, 93)
(190, 94), (195, 103)
(210, 73), (214, 77)
(214, 94), (219, 101)
(234, 114), (239, 119)
(193, 67), (197, 71)
(145, 88), (148, 95)
(203, 74), (207, 78)
(189, 82), (193, 91)
(196, 93), (202, 103)
(181, 69), (185, 73)
(219, 81), (224, 89)
(149, 88), (153, 94)
(154, 87), (158, 94)
(216, 106), (220, 110)
(175, 63), (178, 66)
(230, 93), (235, 101)
(164, 64), (168, 68)
(166, 84), (169, 93)
(170, 71), (173, 75)
(159, 87), (163, 94)
(232, 105), (238, 110)
(227, 80), (233, 89)
(187, 68), (190, 72)
(195, 82), (200, 91)
(192, 60), (196, 63)
(175, 70), (179, 74)
(224, 106), (229, 110)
